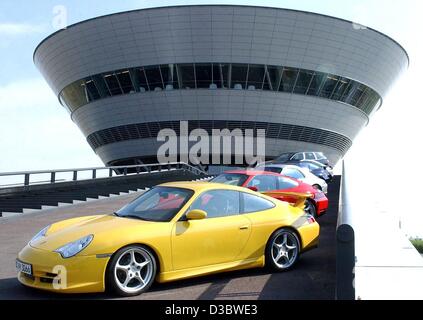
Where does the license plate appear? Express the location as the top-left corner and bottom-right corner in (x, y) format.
(16, 260), (32, 276)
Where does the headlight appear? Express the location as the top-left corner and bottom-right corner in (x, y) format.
(30, 225), (50, 245)
(55, 235), (94, 258)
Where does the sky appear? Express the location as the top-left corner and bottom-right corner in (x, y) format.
(0, 0), (422, 235)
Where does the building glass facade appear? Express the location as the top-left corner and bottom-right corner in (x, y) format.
(59, 63), (382, 116)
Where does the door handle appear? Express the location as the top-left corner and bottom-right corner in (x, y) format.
(239, 225), (249, 230)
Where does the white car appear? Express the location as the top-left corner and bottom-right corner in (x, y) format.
(255, 164), (328, 194)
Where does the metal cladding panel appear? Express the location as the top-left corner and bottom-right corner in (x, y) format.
(94, 137), (343, 166)
(33, 5), (408, 166)
(34, 5), (408, 98)
(71, 90), (367, 140)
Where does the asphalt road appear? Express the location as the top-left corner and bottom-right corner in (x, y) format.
(0, 177), (340, 300)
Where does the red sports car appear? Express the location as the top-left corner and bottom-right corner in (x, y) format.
(210, 170), (328, 218)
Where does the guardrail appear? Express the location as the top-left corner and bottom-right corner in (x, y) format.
(336, 160), (355, 300)
(0, 162), (206, 188)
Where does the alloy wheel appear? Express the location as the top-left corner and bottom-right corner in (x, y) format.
(271, 231), (299, 269)
(114, 247), (154, 294)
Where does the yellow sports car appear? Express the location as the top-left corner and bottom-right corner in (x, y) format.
(16, 181), (320, 296)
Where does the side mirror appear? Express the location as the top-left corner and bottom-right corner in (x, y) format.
(186, 209), (207, 220)
(247, 186), (258, 192)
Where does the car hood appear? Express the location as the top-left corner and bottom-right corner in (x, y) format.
(30, 214), (157, 253)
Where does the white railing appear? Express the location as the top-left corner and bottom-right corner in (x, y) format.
(0, 162), (206, 188)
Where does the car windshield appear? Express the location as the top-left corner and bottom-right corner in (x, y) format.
(210, 173), (249, 186)
(116, 187), (194, 222)
(275, 153), (294, 162)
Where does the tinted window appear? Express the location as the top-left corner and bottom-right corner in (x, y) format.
(116, 187), (194, 222)
(282, 168), (305, 179)
(277, 176), (299, 189)
(275, 153), (294, 162)
(332, 78), (350, 100)
(115, 70), (135, 94)
(189, 190), (240, 218)
(320, 75), (339, 98)
(279, 67), (298, 92)
(195, 63), (212, 88)
(134, 68), (149, 91)
(305, 152), (316, 160)
(307, 72), (325, 96)
(220, 63), (230, 88)
(247, 175), (277, 191)
(247, 64), (265, 90)
(293, 70), (313, 94)
(84, 79), (100, 101)
(264, 65), (283, 90)
(210, 173), (248, 186)
(291, 153), (304, 160)
(231, 64), (248, 89)
(103, 73), (122, 95)
(59, 63), (381, 116)
(160, 64), (179, 89)
(144, 66), (163, 90)
(92, 74), (111, 97)
(242, 192), (275, 213)
(178, 64), (195, 89)
(60, 80), (88, 110)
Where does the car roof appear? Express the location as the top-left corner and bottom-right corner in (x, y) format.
(257, 163), (290, 168)
(287, 159), (323, 166)
(222, 170), (282, 177)
(158, 181), (256, 193)
(256, 164), (307, 173)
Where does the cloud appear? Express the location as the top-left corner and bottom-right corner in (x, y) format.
(0, 79), (103, 172)
(0, 23), (46, 36)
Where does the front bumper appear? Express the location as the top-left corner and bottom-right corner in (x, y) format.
(17, 244), (109, 293)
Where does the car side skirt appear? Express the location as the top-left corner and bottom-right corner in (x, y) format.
(157, 256), (264, 283)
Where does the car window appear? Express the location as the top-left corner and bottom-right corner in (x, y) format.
(247, 175), (277, 191)
(275, 153), (293, 162)
(282, 168), (305, 179)
(277, 176), (299, 189)
(305, 152), (316, 160)
(315, 152), (325, 160)
(117, 187), (194, 222)
(242, 192), (275, 213)
(210, 173), (248, 186)
(291, 153), (304, 160)
(189, 190), (240, 218)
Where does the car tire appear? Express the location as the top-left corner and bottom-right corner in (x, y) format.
(304, 199), (317, 219)
(265, 228), (300, 272)
(107, 245), (157, 297)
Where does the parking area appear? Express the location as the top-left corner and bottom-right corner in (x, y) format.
(0, 177), (340, 300)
